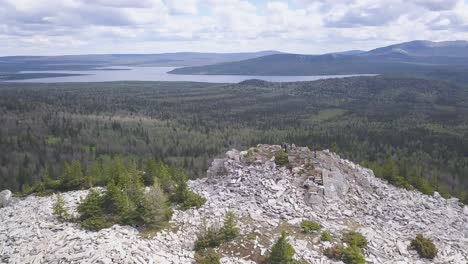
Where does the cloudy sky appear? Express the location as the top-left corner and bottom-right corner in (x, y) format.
(1, 0), (468, 55)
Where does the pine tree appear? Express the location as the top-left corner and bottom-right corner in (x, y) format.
(43, 166), (59, 191)
(222, 211), (239, 241)
(103, 179), (127, 217)
(59, 160), (85, 190)
(60, 161), (72, 190)
(114, 157), (129, 187)
(194, 220), (224, 251)
(72, 160), (83, 179)
(266, 232), (296, 264)
(52, 193), (69, 221)
(158, 162), (173, 193)
(86, 161), (102, 188)
(101, 160), (114, 185)
(172, 169), (189, 204)
(70, 160), (84, 189)
(78, 189), (104, 220)
(341, 245), (365, 264)
(77, 189), (108, 230)
(144, 160), (159, 186)
(115, 161), (145, 225)
(142, 179), (171, 230)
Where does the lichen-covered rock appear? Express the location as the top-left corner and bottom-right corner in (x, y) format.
(207, 158), (227, 181)
(0, 189), (12, 208)
(226, 149), (241, 161)
(322, 170), (349, 201)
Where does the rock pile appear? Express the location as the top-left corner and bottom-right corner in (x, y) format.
(1, 144), (467, 264)
(193, 144), (468, 263)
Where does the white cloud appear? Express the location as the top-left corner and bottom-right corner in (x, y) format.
(0, 0), (467, 55)
(79, 0), (156, 8)
(163, 0), (198, 15)
(414, 0), (460, 11)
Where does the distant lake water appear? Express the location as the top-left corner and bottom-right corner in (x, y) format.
(11, 67), (374, 83)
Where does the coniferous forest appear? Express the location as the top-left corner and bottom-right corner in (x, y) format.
(0, 76), (467, 202)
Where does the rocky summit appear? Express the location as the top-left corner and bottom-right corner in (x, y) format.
(1, 144), (467, 264)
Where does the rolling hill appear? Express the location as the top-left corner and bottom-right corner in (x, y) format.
(0, 51), (281, 73)
(169, 40), (468, 76)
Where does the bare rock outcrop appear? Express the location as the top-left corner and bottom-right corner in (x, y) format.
(194, 145), (468, 263)
(1, 145), (467, 264)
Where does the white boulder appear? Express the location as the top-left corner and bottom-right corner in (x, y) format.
(0, 189), (12, 208)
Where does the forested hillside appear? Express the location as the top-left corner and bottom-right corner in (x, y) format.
(0, 51), (280, 73)
(169, 41), (468, 77)
(0, 77), (467, 202)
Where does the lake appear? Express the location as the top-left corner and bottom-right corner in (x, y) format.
(10, 67), (374, 83)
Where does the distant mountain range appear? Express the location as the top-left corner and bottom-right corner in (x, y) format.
(169, 40), (468, 76)
(0, 51), (280, 73)
(367, 40), (468, 57)
(3, 40), (468, 82)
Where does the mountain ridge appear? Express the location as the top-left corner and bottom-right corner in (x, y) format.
(169, 40), (468, 76)
(364, 40), (468, 57)
(0, 51), (282, 73)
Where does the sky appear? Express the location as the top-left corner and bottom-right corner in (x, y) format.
(1, 0), (468, 56)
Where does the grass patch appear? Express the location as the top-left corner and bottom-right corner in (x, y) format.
(300, 220), (321, 233)
(274, 150), (290, 167)
(307, 108), (348, 123)
(46, 136), (62, 145)
(410, 234), (437, 259)
(321, 231), (332, 241)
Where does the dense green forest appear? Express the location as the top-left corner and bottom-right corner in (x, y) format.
(0, 76), (467, 202)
